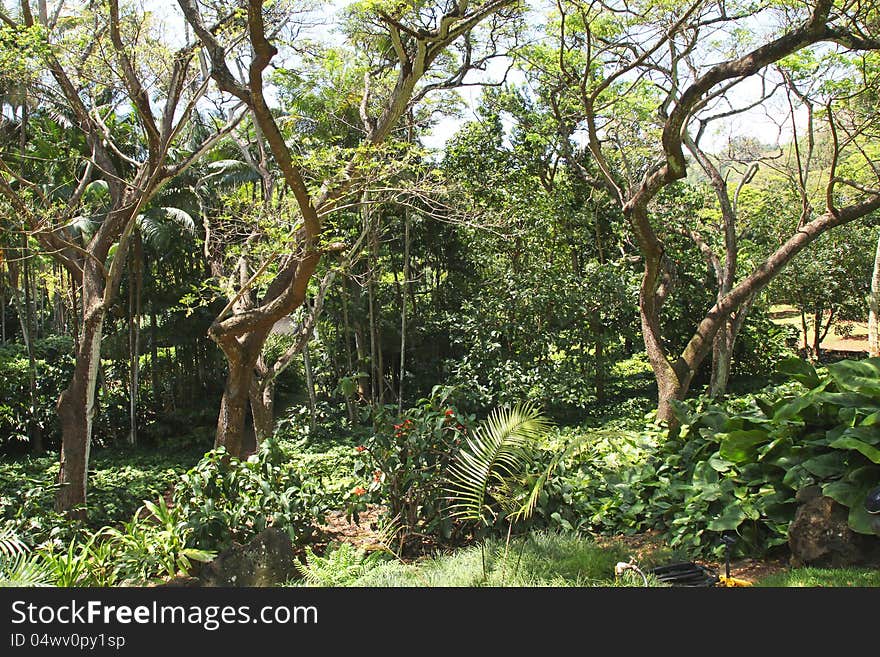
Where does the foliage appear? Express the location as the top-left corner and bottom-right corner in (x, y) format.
(0, 523), (53, 587)
(0, 337), (74, 450)
(174, 441), (331, 552)
(350, 387), (474, 547)
(446, 402), (553, 529)
(294, 542), (390, 587)
(561, 357), (880, 558)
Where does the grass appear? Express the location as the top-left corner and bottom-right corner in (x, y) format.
(755, 567), (880, 588)
(302, 531), (660, 587)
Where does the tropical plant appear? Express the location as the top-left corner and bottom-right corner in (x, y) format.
(350, 387), (474, 547)
(174, 440), (330, 552)
(0, 524), (53, 587)
(445, 402), (553, 534)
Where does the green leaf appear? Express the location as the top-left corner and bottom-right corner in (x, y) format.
(777, 357), (820, 389)
(707, 505), (746, 531)
(827, 358), (880, 398)
(822, 481), (860, 507)
(829, 436), (880, 464)
(801, 452), (848, 479)
(719, 430), (769, 464)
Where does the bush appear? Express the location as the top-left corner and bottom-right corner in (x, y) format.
(174, 440), (331, 552)
(0, 336), (74, 451)
(350, 386), (474, 548)
(562, 357), (880, 558)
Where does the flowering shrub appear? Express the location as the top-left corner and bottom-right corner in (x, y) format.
(350, 387), (474, 549)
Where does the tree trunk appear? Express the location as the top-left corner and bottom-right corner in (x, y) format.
(303, 342), (317, 433)
(709, 318), (735, 399)
(150, 310), (159, 404)
(869, 230), (880, 357)
(22, 248), (43, 455)
(399, 211), (410, 409)
(813, 310), (823, 360)
(215, 350), (256, 458)
(55, 307), (104, 518)
(127, 232), (142, 446)
(249, 376), (275, 447)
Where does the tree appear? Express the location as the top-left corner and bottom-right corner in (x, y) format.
(543, 0), (880, 422)
(0, 1), (243, 515)
(179, 0), (523, 456)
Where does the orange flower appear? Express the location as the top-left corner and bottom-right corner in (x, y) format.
(353, 486), (366, 496)
(373, 470), (383, 483)
(355, 445), (366, 452)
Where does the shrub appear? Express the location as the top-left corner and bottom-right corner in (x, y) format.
(564, 357), (880, 558)
(350, 386), (474, 548)
(0, 336), (74, 451)
(174, 440), (331, 552)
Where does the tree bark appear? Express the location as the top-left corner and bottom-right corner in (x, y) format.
(55, 307), (104, 518)
(214, 334), (264, 457)
(303, 342), (317, 433)
(128, 231), (143, 446)
(869, 230), (880, 357)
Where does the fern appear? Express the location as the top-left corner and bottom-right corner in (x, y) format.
(296, 543), (386, 587)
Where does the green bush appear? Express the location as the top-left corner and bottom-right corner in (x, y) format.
(174, 440), (331, 552)
(350, 386), (473, 548)
(0, 337), (74, 450)
(565, 357), (880, 557)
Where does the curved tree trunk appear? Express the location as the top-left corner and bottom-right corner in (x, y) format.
(214, 334), (264, 458)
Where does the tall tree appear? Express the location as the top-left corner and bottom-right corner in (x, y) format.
(545, 0), (880, 421)
(179, 0), (523, 456)
(0, 1), (242, 514)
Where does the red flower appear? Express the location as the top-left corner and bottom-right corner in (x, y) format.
(445, 409), (454, 416)
(355, 445), (366, 452)
(373, 470), (382, 483)
(353, 486), (366, 496)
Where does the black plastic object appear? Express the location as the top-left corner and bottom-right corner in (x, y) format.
(866, 485), (880, 515)
(648, 562), (719, 587)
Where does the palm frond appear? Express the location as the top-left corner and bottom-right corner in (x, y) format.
(445, 402), (552, 526)
(0, 525), (53, 587)
(0, 523), (28, 558)
(0, 552), (54, 587)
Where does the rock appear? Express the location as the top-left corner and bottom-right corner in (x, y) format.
(199, 528), (300, 587)
(788, 487), (879, 567)
(154, 575), (201, 588)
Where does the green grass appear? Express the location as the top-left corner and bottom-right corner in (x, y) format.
(755, 567), (880, 587)
(341, 532), (656, 587)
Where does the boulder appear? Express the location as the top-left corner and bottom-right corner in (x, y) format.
(199, 528), (300, 587)
(788, 486), (879, 567)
